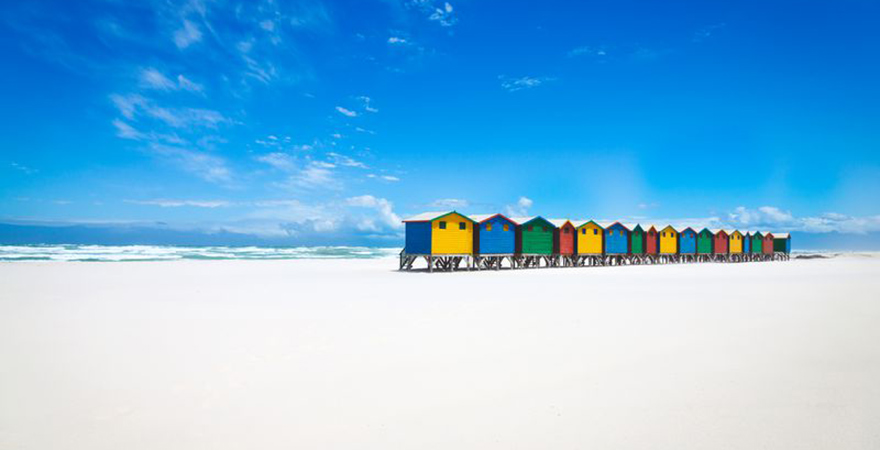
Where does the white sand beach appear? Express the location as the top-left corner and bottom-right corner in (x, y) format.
(2, 256), (879, 449)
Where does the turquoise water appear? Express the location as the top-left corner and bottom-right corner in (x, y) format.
(0, 244), (400, 262)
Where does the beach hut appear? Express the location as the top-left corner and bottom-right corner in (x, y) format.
(644, 224), (660, 255)
(729, 230), (744, 254)
(696, 228), (714, 254)
(762, 232), (775, 255)
(403, 211), (475, 255)
(752, 231), (764, 254)
(604, 222), (631, 255)
(470, 214), (517, 255)
(576, 220), (604, 255)
(659, 225), (678, 254)
(513, 216), (556, 255)
(679, 227), (697, 254)
(742, 231), (752, 254)
(712, 229), (729, 254)
(549, 219), (576, 256)
(773, 232), (791, 253)
(631, 224), (645, 255)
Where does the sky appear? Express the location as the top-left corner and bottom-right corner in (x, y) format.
(1, 0), (880, 248)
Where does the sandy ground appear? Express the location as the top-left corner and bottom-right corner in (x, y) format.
(1, 256), (879, 449)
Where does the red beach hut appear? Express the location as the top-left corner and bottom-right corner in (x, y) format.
(711, 229), (729, 254)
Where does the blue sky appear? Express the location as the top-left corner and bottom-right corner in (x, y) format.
(1, 0), (879, 247)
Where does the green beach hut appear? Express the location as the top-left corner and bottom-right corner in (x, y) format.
(696, 228), (714, 254)
(513, 216), (556, 255)
(630, 224), (645, 254)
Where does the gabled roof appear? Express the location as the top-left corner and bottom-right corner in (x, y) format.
(762, 231), (775, 237)
(513, 216), (555, 228)
(729, 229), (743, 236)
(576, 219), (603, 228)
(698, 227), (714, 235)
(642, 224), (661, 232)
(469, 213), (517, 224)
(660, 224), (678, 232)
(678, 226), (697, 234)
(774, 232), (791, 238)
(548, 219), (574, 228)
(402, 211), (475, 223)
(603, 221), (632, 230)
(710, 229), (728, 235)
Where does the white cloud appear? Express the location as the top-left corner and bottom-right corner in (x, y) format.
(256, 152), (297, 172)
(381, 175), (400, 182)
(110, 94), (230, 129)
(499, 75), (554, 92)
(10, 162), (37, 175)
(428, 2), (457, 27)
(388, 36), (408, 45)
(358, 95), (379, 113)
(335, 106), (358, 117)
(150, 144), (232, 184)
(128, 199), (233, 208)
(173, 19), (202, 49)
(346, 195), (402, 230)
(327, 152), (367, 168)
(431, 198), (469, 208)
(724, 206), (880, 234)
(112, 119), (145, 140)
(567, 45), (608, 58)
(139, 68), (177, 90)
(176, 74), (204, 93)
(505, 196), (533, 217)
(285, 161), (340, 190)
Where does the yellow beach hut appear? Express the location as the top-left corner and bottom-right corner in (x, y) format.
(659, 225), (679, 254)
(403, 211), (476, 255)
(576, 220), (604, 254)
(729, 230), (744, 254)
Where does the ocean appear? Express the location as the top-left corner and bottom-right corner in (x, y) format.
(0, 244), (401, 262)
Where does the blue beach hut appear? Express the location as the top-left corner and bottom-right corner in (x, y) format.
(603, 222), (631, 254)
(742, 231), (752, 253)
(471, 214), (517, 255)
(679, 226), (697, 254)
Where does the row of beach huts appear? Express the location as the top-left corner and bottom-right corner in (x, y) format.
(400, 211), (791, 272)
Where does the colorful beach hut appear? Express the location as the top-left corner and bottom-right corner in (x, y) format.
(403, 211), (476, 255)
(762, 232), (775, 255)
(513, 216), (556, 255)
(696, 228), (714, 254)
(712, 229), (729, 254)
(729, 230), (744, 254)
(470, 214), (517, 255)
(631, 224), (645, 254)
(659, 225), (678, 254)
(644, 224), (660, 255)
(549, 219), (576, 256)
(773, 232), (791, 253)
(576, 220), (604, 255)
(604, 222), (631, 254)
(742, 231), (752, 253)
(752, 231), (764, 254)
(679, 227), (697, 254)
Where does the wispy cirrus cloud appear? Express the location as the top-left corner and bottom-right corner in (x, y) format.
(498, 75), (555, 92)
(110, 94), (231, 129)
(335, 106), (358, 117)
(149, 143), (233, 184)
(173, 19), (203, 49)
(139, 67), (204, 93)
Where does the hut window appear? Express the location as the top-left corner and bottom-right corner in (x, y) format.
(486, 223), (492, 231)
(563, 227), (570, 234)
(620, 230), (624, 236)
(528, 225), (533, 231)
(593, 229), (598, 235)
(503, 224), (509, 232)
(439, 221), (446, 229)
(459, 222), (466, 230)
(581, 228), (586, 235)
